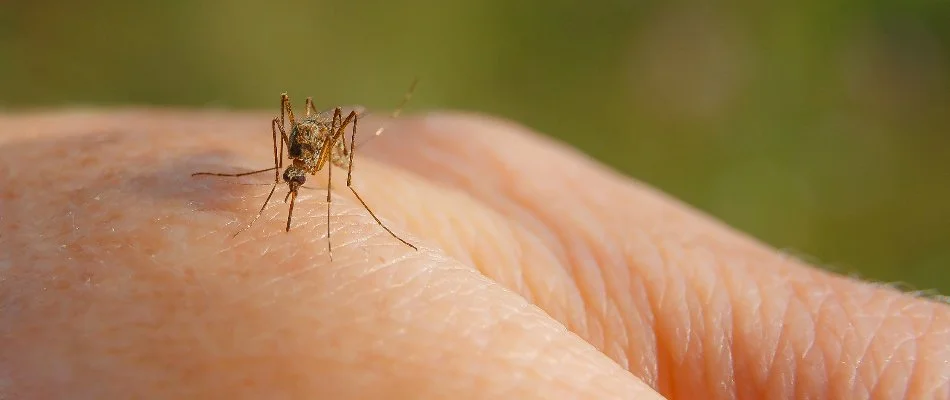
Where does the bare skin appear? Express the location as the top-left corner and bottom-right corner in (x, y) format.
(0, 109), (947, 399)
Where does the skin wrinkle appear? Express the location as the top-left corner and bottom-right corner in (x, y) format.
(598, 232), (635, 372)
(736, 255), (813, 399)
(847, 291), (889, 397)
(795, 308), (825, 399)
(695, 250), (736, 399)
(744, 258), (783, 399)
(889, 307), (932, 399)
(501, 202), (599, 328)
(841, 289), (884, 398)
(863, 303), (893, 394)
(651, 236), (693, 398)
(672, 242), (711, 396)
(495, 145), (622, 349)
(765, 286), (795, 398)
(715, 249), (746, 399)
(679, 242), (716, 398)
(626, 228), (675, 395)
(894, 303), (942, 399)
(864, 302), (899, 398)
(794, 272), (838, 399)
(827, 290), (861, 398)
(687, 249), (722, 396)
(875, 330), (915, 399)
(508, 227), (541, 315)
(575, 212), (627, 357)
(789, 294), (822, 398)
(620, 241), (661, 384)
(912, 307), (941, 398)
(895, 306), (931, 397)
(471, 211), (531, 302)
(927, 321), (950, 398)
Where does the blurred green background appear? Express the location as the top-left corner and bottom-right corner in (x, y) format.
(1, 1), (948, 294)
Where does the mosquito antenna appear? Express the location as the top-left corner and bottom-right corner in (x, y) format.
(372, 77), (418, 138)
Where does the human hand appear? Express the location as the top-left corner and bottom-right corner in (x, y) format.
(1, 109), (947, 399)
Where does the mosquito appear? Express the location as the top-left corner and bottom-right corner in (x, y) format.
(192, 80), (420, 259)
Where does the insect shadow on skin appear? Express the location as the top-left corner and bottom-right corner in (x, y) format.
(191, 80), (420, 260)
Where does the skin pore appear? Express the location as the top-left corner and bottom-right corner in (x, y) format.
(0, 109), (947, 399)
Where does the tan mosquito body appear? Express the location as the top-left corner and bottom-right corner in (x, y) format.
(193, 80), (419, 259)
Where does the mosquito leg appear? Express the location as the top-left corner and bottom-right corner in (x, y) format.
(192, 115), (287, 179)
(231, 114), (285, 237)
(345, 186), (416, 250)
(232, 182), (278, 238)
(271, 116), (281, 184)
(282, 93), (297, 128)
(273, 117), (291, 170)
(336, 107), (349, 157)
(306, 97), (318, 117)
(277, 94), (294, 172)
(315, 110), (357, 170)
(191, 167), (277, 178)
(347, 111), (357, 179)
(345, 111), (417, 251)
(328, 107), (343, 261)
(280, 93), (288, 128)
(326, 154), (334, 260)
(273, 116), (289, 169)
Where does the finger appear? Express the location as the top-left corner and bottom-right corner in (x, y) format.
(0, 111), (665, 399)
(360, 112), (950, 399)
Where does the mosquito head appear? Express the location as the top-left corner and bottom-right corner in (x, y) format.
(282, 166), (307, 192)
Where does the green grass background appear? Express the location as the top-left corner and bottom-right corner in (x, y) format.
(1, 1), (948, 294)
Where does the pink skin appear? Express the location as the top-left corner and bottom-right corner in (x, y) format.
(0, 109), (947, 399)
